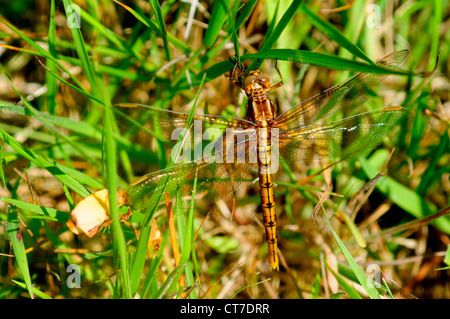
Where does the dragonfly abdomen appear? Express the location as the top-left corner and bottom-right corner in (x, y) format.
(257, 128), (279, 271)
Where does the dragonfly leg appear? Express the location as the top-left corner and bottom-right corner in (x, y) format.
(255, 58), (261, 70)
(229, 56), (246, 91)
(268, 59), (284, 91)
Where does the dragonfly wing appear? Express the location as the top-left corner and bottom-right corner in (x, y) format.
(274, 50), (409, 130)
(129, 128), (259, 211)
(276, 107), (413, 162)
(113, 103), (254, 144)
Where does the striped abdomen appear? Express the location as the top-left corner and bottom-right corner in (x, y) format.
(257, 126), (279, 271)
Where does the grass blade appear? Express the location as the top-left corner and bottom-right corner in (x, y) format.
(46, 0), (57, 114)
(326, 265), (362, 299)
(112, 0), (189, 52)
(62, 0), (98, 94)
(149, 0), (171, 61)
(0, 103), (102, 140)
(246, 0), (303, 71)
(102, 79), (131, 298)
(129, 73), (207, 295)
(299, 5), (373, 64)
(3, 198), (70, 223)
(196, 48), (411, 85)
(7, 207), (34, 299)
(11, 280), (52, 299)
(0, 17), (87, 92)
(154, 263), (187, 299)
(244, 49), (411, 75)
(323, 210), (381, 299)
(360, 151), (450, 234)
(0, 128), (90, 197)
(203, 0), (232, 47)
(4, 74), (101, 171)
(260, 0), (304, 51)
(415, 131), (449, 196)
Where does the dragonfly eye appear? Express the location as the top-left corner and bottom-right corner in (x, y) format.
(256, 73), (271, 88)
(244, 75), (257, 88)
(256, 73), (270, 82)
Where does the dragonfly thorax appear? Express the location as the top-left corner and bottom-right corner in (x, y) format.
(248, 94), (276, 123)
(244, 70), (272, 95)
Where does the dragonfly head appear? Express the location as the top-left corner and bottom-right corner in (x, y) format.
(243, 70), (271, 94)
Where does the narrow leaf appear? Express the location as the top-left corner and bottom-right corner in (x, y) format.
(300, 5), (373, 64)
(7, 207), (34, 299)
(203, 0), (232, 47)
(323, 211), (381, 299)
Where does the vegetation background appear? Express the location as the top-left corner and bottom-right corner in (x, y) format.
(0, 0), (449, 299)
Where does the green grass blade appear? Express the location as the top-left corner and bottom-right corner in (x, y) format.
(46, 0), (57, 114)
(154, 263), (187, 299)
(337, 210), (367, 248)
(129, 73), (207, 295)
(77, 6), (144, 62)
(0, 145), (6, 187)
(227, 0), (241, 61)
(0, 128), (90, 197)
(231, 278), (272, 299)
(429, 0), (442, 72)
(203, 0), (232, 47)
(265, 0), (280, 42)
(323, 210), (381, 299)
(149, 0), (171, 61)
(3, 198), (70, 223)
(360, 151), (450, 234)
(235, 0), (258, 29)
(7, 207), (34, 299)
(244, 49), (411, 75)
(299, 5), (372, 64)
(178, 168), (198, 266)
(327, 265), (362, 299)
(62, 0), (98, 94)
(102, 79), (131, 298)
(11, 280), (52, 299)
(415, 130), (449, 196)
(112, 0), (158, 30)
(260, 0), (304, 51)
(0, 103), (102, 140)
(0, 45), (103, 104)
(37, 55), (104, 104)
(140, 232), (169, 298)
(6, 81), (101, 171)
(382, 279), (394, 299)
(246, 0), (304, 71)
(196, 49), (411, 85)
(0, 17), (87, 91)
(112, 0), (189, 53)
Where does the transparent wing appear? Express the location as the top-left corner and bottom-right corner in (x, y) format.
(274, 50), (409, 130)
(128, 128), (259, 211)
(276, 107), (413, 162)
(113, 103), (255, 145)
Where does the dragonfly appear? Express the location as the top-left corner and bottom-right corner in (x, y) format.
(114, 50), (412, 271)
